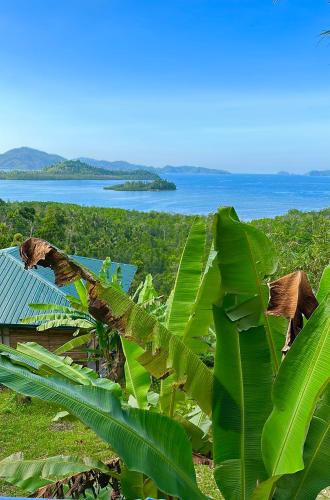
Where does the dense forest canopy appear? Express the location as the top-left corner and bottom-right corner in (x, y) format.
(0, 200), (328, 294)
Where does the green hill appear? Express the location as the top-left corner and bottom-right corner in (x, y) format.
(0, 147), (65, 170)
(43, 160), (113, 176)
(0, 160), (160, 180)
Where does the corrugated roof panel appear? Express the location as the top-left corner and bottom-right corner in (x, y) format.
(0, 247), (137, 325)
(6, 247), (136, 293)
(12, 270), (34, 323)
(0, 254), (66, 325)
(0, 257), (25, 323)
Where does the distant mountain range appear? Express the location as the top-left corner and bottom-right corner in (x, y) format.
(80, 156), (230, 175)
(2, 148), (328, 176)
(0, 147), (230, 175)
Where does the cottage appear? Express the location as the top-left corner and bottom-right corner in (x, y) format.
(0, 247), (137, 359)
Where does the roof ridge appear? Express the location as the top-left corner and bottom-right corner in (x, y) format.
(0, 247), (135, 269)
(1, 246), (16, 253)
(69, 253), (136, 268)
(2, 252), (68, 299)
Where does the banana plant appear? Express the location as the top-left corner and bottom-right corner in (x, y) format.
(21, 267), (124, 378)
(21, 281), (101, 362)
(160, 218), (208, 416)
(211, 208), (329, 500)
(257, 262), (330, 499)
(121, 273), (162, 409)
(212, 207), (278, 499)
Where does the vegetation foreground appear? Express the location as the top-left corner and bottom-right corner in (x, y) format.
(0, 392), (220, 498)
(0, 205), (328, 499)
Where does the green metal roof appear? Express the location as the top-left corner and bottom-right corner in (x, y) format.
(0, 247), (137, 326)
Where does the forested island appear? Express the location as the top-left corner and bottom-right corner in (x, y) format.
(308, 170), (330, 176)
(104, 179), (176, 191)
(0, 160), (159, 181)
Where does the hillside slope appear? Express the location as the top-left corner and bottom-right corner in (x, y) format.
(0, 160), (159, 180)
(0, 147), (65, 170)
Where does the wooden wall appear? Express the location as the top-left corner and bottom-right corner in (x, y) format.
(3, 327), (88, 363)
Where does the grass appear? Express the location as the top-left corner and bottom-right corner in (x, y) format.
(0, 389), (113, 496)
(0, 389), (220, 498)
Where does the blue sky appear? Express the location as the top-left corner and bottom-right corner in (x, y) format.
(0, 0), (329, 172)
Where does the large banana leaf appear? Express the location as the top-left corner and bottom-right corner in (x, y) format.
(0, 342), (120, 394)
(215, 207), (283, 372)
(120, 466), (159, 499)
(212, 208), (276, 499)
(28, 303), (77, 312)
(0, 357), (206, 500)
(136, 273), (158, 304)
(54, 333), (92, 355)
(74, 279), (89, 309)
(22, 311), (95, 324)
(21, 311), (95, 331)
(165, 218), (206, 337)
(262, 295), (330, 476)
(213, 307), (272, 500)
(36, 318), (94, 331)
(183, 248), (221, 353)
(161, 218), (207, 414)
(0, 343), (43, 370)
(121, 337), (150, 409)
(317, 264), (330, 302)
(274, 386), (330, 499)
(0, 453), (109, 492)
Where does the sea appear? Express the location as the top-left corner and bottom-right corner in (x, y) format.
(0, 173), (329, 220)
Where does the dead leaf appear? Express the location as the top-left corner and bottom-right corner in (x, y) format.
(20, 237), (96, 287)
(267, 271), (318, 355)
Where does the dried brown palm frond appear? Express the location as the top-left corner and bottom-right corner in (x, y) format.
(20, 237), (96, 287)
(267, 271), (318, 355)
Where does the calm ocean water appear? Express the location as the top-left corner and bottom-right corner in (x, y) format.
(0, 174), (329, 220)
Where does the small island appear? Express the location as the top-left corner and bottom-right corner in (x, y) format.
(308, 170), (330, 176)
(104, 179), (177, 191)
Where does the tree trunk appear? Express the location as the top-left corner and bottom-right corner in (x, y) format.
(107, 337), (125, 384)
